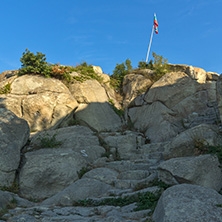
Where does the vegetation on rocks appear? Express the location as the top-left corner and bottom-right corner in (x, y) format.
(195, 140), (222, 163)
(137, 52), (169, 82)
(0, 198), (17, 219)
(108, 99), (124, 117)
(110, 58), (133, 93)
(0, 182), (19, 194)
(0, 83), (11, 94)
(18, 49), (102, 83)
(38, 133), (62, 148)
(110, 53), (169, 95)
(19, 49), (52, 77)
(75, 190), (162, 215)
(77, 166), (92, 179)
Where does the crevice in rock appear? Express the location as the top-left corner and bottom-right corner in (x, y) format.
(21, 98), (25, 117)
(14, 139), (30, 194)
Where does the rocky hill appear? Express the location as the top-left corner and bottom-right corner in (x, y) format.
(0, 64), (222, 221)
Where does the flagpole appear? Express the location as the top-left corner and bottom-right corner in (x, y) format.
(146, 24), (154, 63)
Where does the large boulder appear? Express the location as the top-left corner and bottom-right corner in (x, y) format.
(158, 154), (222, 191)
(153, 184), (222, 222)
(19, 148), (87, 200)
(0, 190), (35, 210)
(129, 102), (180, 142)
(185, 66), (207, 83)
(101, 131), (145, 160)
(0, 108), (29, 187)
(82, 167), (119, 185)
(42, 178), (113, 206)
(20, 125), (106, 200)
(128, 70), (219, 142)
(216, 75), (222, 122)
(122, 74), (152, 107)
(75, 102), (122, 132)
(163, 124), (222, 160)
(69, 79), (109, 103)
(0, 75), (78, 132)
(29, 125), (105, 162)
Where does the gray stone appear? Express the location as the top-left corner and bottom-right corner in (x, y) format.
(10, 215), (37, 222)
(129, 102), (180, 142)
(82, 168), (119, 185)
(185, 66), (207, 83)
(206, 71), (219, 81)
(29, 125), (105, 162)
(42, 178), (113, 206)
(19, 149), (87, 200)
(75, 102), (122, 132)
(0, 75), (78, 132)
(69, 79), (109, 104)
(102, 131), (145, 160)
(118, 170), (149, 180)
(158, 154), (222, 191)
(0, 108), (29, 187)
(122, 74), (152, 107)
(152, 184), (222, 222)
(163, 124), (222, 160)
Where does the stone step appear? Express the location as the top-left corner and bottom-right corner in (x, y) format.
(114, 172), (157, 189)
(118, 170), (150, 180)
(104, 160), (153, 173)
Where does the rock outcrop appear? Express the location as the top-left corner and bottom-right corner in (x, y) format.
(158, 154), (222, 191)
(0, 64), (222, 221)
(128, 68), (219, 142)
(0, 108), (29, 187)
(0, 75), (78, 131)
(153, 184), (222, 222)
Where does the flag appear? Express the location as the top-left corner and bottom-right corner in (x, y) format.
(154, 14), (158, 34)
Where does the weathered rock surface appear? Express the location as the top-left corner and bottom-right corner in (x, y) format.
(129, 101), (180, 142)
(69, 79), (109, 103)
(122, 74), (152, 107)
(153, 184), (222, 222)
(0, 64), (222, 221)
(163, 124), (222, 160)
(19, 126), (106, 200)
(19, 148), (88, 200)
(185, 66), (207, 83)
(82, 167), (119, 185)
(0, 190), (35, 210)
(0, 108), (29, 187)
(101, 131), (145, 160)
(75, 102), (122, 132)
(0, 70), (18, 86)
(42, 178), (113, 206)
(129, 70), (219, 142)
(158, 154), (222, 191)
(0, 75), (78, 132)
(29, 125), (105, 162)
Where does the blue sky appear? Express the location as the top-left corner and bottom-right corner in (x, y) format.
(0, 0), (222, 75)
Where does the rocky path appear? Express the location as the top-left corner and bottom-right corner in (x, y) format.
(1, 147), (164, 222)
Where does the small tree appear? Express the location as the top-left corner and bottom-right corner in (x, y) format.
(138, 60), (153, 70)
(138, 52), (169, 82)
(110, 58), (133, 93)
(152, 52), (168, 75)
(19, 49), (51, 77)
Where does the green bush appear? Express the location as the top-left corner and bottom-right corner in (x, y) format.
(110, 58), (132, 93)
(138, 60), (153, 70)
(75, 190), (162, 215)
(38, 133), (62, 148)
(71, 62), (103, 83)
(19, 49), (52, 77)
(0, 83), (11, 94)
(18, 50), (102, 84)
